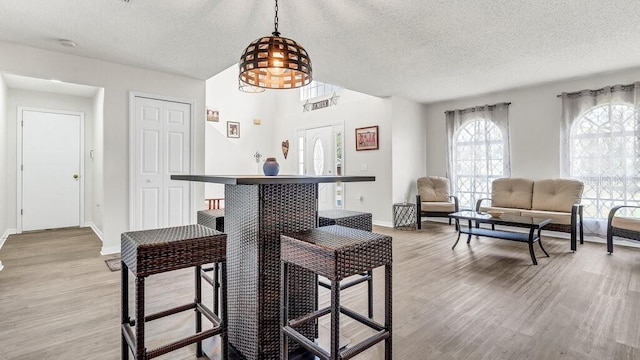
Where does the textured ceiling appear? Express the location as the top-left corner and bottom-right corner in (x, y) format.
(2, 0), (640, 103)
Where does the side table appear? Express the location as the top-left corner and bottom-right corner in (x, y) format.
(393, 202), (416, 230)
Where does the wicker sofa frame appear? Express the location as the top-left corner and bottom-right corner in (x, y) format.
(415, 194), (459, 229)
(607, 205), (640, 254)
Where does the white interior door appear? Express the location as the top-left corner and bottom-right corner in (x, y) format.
(21, 109), (82, 231)
(132, 96), (191, 231)
(305, 126), (335, 211)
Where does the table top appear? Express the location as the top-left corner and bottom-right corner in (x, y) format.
(450, 210), (551, 227)
(171, 175), (375, 185)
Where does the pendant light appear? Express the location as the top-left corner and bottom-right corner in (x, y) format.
(238, 78), (265, 93)
(238, 0), (312, 89)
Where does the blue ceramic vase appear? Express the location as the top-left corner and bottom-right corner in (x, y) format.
(263, 157), (279, 176)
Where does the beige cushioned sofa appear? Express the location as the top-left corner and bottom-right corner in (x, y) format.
(477, 178), (584, 251)
(415, 176), (459, 229)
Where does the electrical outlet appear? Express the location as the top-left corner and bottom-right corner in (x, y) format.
(360, 164), (368, 171)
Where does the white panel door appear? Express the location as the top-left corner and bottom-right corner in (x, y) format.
(305, 126), (335, 211)
(133, 96), (191, 231)
(22, 110), (81, 231)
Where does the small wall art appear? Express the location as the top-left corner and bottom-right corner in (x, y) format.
(206, 107), (219, 122)
(281, 140), (290, 159)
(355, 125), (379, 151)
(227, 121), (240, 138)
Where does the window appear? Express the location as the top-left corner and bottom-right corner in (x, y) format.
(446, 103), (511, 209)
(300, 80), (342, 101)
(560, 83), (640, 234)
(452, 119), (506, 208)
(312, 138), (324, 175)
(297, 134), (305, 175)
(569, 103), (640, 219)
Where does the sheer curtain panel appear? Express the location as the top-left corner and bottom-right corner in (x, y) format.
(560, 82), (640, 235)
(446, 103), (511, 209)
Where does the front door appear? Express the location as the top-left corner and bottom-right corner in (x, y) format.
(131, 96), (192, 230)
(20, 109), (83, 231)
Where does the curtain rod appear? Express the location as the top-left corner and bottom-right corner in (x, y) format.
(556, 82), (637, 97)
(444, 102), (511, 114)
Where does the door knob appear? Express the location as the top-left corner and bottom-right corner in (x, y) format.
(73, 174), (79, 179)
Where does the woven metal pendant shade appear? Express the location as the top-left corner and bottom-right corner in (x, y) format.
(239, 34), (312, 89)
(238, 78), (265, 93)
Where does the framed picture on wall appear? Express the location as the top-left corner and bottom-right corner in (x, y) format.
(227, 121), (240, 138)
(355, 125), (378, 151)
(206, 107), (219, 122)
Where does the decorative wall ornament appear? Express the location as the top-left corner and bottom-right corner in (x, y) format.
(281, 140), (290, 159)
(303, 93), (340, 112)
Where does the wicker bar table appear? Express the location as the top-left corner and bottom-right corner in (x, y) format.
(172, 175), (375, 360)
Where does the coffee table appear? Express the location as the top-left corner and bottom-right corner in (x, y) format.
(449, 210), (552, 265)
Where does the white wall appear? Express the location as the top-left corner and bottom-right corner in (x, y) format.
(6, 89), (95, 230)
(274, 86), (394, 225)
(0, 75), (8, 257)
(0, 41), (206, 254)
(204, 65), (280, 202)
(425, 67), (640, 180)
(391, 97), (427, 204)
(91, 88), (105, 237)
(205, 68), (399, 224)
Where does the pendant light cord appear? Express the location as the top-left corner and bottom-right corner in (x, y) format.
(273, 0), (280, 36)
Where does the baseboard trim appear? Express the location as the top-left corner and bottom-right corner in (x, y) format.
(1, 229), (18, 251)
(0, 229), (18, 272)
(101, 246), (120, 256)
(83, 222), (104, 243)
(373, 220), (393, 228)
(81, 223), (116, 255)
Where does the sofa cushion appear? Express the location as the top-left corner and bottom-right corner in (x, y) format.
(491, 178), (534, 210)
(417, 176), (450, 202)
(612, 216), (640, 232)
(519, 209), (572, 225)
(421, 201), (455, 212)
(478, 206), (522, 215)
(531, 179), (583, 213)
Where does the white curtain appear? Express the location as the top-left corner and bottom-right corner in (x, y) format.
(560, 82), (640, 235)
(446, 103), (511, 209)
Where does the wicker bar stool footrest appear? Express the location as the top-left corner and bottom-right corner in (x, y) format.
(318, 272), (371, 290)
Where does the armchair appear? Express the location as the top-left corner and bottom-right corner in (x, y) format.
(607, 205), (640, 254)
(415, 176), (459, 229)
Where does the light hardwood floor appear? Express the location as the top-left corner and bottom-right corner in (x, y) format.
(1, 223), (639, 359)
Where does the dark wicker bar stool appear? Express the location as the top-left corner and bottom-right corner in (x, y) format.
(318, 209), (372, 231)
(121, 224), (228, 360)
(281, 225), (392, 359)
(318, 209), (374, 318)
(197, 209), (225, 232)
(197, 209), (225, 298)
